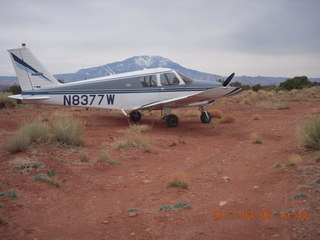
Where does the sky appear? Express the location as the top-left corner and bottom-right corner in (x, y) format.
(0, 0), (319, 78)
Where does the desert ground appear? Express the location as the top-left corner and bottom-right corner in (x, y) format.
(1, 89), (320, 240)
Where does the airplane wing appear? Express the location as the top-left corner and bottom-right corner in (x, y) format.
(138, 87), (242, 110)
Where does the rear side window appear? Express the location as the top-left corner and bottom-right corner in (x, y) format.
(141, 75), (157, 87)
(160, 73), (180, 86)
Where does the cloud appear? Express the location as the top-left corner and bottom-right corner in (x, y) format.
(0, 0), (319, 77)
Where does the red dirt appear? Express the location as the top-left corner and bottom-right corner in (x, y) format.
(1, 102), (320, 240)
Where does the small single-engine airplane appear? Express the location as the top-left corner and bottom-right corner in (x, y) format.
(7, 44), (242, 127)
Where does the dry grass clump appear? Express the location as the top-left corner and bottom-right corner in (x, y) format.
(287, 154), (302, 166)
(127, 123), (152, 133)
(252, 114), (261, 120)
(255, 101), (290, 110)
(97, 151), (109, 162)
(80, 154), (90, 162)
(117, 132), (152, 153)
(220, 115), (235, 124)
(5, 121), (49, 154)
(250, 132), (262, 144)
(50, 113), (84, 146)
(241, 98), (252, 105)
(0, 92), (16, 109)
(179, 109), (199, 118)
(297, 115), (320, 150)
(0, 216), (8, 226)
(209, 109), (222, 119)
(117, 126), (152, 153)
(10, 157), (43, 173)
(167, 172), (189, 189)
(5, 113), (85, 154)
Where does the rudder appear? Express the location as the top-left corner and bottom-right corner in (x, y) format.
(8, 44), (61, 91)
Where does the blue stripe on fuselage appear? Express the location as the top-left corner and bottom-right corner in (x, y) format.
(22, 87), (212, 95)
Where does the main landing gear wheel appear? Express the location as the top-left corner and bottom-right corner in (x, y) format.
(166, 114), (179, 127)
(129, 110), (141, 122)
(200, 111), (211, 123)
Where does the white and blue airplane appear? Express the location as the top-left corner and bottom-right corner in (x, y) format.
(8, 44), (242, 127)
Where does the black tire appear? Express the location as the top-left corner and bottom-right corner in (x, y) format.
(200, 111), (211, 123)
(166, 114), (179, 127)
(130, 111), (141, 122)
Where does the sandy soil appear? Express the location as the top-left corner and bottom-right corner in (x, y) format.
(0, 101), (320, 240)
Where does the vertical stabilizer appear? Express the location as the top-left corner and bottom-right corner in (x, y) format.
(8, 44), (61, 91)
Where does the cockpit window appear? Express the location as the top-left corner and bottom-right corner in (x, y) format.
(141, 75), (157, 87)
(178, 72), (193, 84)
(160, 73), (180, 86)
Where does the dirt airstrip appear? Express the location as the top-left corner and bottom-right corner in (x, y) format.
(0, 100), (320, 240)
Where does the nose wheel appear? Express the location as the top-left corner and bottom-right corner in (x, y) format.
(129, 110), (141, 122)
(199, 107), (211, 123)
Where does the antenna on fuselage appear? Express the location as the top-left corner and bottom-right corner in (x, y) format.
(102, 64), (116, 76)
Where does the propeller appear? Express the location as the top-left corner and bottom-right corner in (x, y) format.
(222, 72), (235, 87)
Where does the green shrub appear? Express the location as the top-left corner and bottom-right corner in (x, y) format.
(158, 201), (192, 211)
(34, 173), (59, 187)
(159, 205), (173, 211)
(292, 193), (308, 199)
(46, 170), (56, 177)
(126, 208), (139, 212)
(107, 160), (122, 165)
(307, 177), (320, 186)
(298, 116), (320, 150)
(0, 189), (18, 199)
(50, 113), (84, 146)
(173, 201), (192, 209)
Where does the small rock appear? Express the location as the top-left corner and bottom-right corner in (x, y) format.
(139, 170), (143, 173)
(145, 228), (151, 232)
(253, 186), (259, 189)
(130, 232), (135, 236)
(219, 201), (228, 206)
(129, 212), (137, 217)
(142, 180), (151, 184)
(102, 220), (109, 224)
(169, 142), (177, 147)
(222, 176), (231, 182)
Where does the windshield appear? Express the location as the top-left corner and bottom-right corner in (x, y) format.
(178, 72), (193, 84)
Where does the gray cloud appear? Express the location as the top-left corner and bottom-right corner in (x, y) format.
(0, 0), (319, 77)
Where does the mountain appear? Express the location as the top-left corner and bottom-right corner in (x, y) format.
(55, 56), (221, 83)
(1, 56), (319, 89)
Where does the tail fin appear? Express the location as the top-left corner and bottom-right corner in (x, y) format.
(8, 44), (61, 91)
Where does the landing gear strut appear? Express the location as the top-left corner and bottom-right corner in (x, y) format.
(199, 106), (211, 124)
(129, 110), (141, 122)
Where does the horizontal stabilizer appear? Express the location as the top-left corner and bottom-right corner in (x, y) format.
(8, 94), (50, 100)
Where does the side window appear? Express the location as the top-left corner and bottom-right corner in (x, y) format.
(160, 73), (180, 86)
(141, 75), (157, 87)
